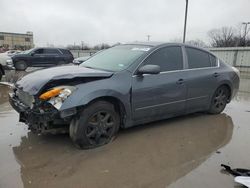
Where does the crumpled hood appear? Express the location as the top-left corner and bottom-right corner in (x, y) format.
(16, 65), (113, 95)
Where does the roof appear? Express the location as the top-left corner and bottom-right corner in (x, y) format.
(125, 41), (166, 47)
(0, 32), (33, 36)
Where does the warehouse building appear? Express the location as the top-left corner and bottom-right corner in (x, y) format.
(0, 31), (34, 50)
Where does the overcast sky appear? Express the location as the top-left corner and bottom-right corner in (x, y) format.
(1, 0), (250, 47)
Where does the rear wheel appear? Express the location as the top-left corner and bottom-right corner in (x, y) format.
(0, 70), (2, 81)
(15, 61), (27, 71)
(208, 86), (230, 114)
(70, 101), (120, 149)
(58, 60), (66, 65)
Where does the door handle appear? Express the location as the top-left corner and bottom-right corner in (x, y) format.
(213, 72), (219, 77)
(176, 79), (184, 85)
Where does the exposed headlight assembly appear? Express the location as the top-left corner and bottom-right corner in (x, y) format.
(39, 86), (76, 109)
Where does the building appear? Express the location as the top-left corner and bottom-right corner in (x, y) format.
(0, 31), (34, 50)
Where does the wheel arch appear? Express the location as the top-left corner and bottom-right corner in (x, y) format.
(215, 83), (232, 102)
(85, 96), (127, 128)
(0, 64), (5, 75)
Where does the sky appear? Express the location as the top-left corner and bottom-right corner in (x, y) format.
(0, 0), (250, 47)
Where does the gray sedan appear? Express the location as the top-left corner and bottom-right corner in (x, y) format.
(9, 42), (240, 149)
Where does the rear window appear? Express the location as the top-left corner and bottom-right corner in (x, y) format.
(186, 47), (211, 69)
(209, 54), (217, 67)
(60, 49), (73, 56)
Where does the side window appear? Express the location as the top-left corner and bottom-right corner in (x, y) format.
(44, 49), (60, 54)
(143, 46), (183, 72)
(34, 48), (44, 54)
(209, 54), (217, 67)
(186, 47), (211, 68)
(60, 49), (71, 55)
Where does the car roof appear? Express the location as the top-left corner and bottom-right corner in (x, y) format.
(124, 42), (212, 54)
(33, 47), (69, 51)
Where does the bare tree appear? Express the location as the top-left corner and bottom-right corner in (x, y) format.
(208, 25), (250, 47)
(208, 27), (236, 47)
(186, 39), (207, 47)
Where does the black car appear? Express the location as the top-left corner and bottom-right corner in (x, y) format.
(9, 48), (74, 70)
(9, 42), (240, 149)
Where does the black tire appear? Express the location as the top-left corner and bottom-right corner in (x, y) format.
(70, 101), (120, 149)
(208, 85), (230, 114)
(58, 60), (66, 65)
(0, 70), (2, 81)
(15, 61), (27, 71)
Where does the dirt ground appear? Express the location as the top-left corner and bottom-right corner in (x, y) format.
(0, 69), (250, 188)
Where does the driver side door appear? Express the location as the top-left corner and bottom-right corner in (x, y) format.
(131, 46), (188, 122)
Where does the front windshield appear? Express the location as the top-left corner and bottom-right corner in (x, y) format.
(80, 45), (151, 71)
(20, 48), (34, 54)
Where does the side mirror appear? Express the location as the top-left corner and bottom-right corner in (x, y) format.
(137, 64), (160, 75)
(30, 51), (35, 56)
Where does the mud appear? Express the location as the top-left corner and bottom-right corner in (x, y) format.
(0, 69), (250, 188)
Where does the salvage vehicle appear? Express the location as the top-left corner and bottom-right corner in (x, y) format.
(8, 47), (74, 71)
(9, 42), (240, 149)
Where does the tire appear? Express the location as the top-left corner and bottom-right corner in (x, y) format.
(70, 101), (120, 149)
(0, 70), (2, 81)
(208, 85), (230, 114)
(15, 61), (27, 71)
(58, 60), (66, 65)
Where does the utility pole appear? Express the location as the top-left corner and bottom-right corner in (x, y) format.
(81, 41), (84, 50)
(146, 35), (151, 41)
(242, 22), (250, 46)
(183, 0), (188, 43)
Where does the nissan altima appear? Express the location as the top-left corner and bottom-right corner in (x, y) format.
(9, 42), (240, 149)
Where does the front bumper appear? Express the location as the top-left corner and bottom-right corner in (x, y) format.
(9, 93), (63, 132)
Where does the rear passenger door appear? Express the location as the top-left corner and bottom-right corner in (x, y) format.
(43, 48), (62, 65)
(185, 47), (219, 112)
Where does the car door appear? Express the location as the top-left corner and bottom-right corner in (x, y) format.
(132, 46), (188, 121)
(184, 47), (219, 112)
(43, 48), (61, 65)
(32, 48), (46, 66)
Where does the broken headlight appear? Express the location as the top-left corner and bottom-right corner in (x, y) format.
(39, 86), (76, 109)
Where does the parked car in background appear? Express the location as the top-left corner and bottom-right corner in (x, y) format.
(0, 50), (21, 80)
(72, 56), (90, 65)
(9, 42), (240, 149)
(8, 48), (74, 71)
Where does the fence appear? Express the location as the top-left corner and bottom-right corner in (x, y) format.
(209, 47), (250, 73)
(70, 50), (99, 58)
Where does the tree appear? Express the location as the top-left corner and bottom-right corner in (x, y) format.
(208, 25), (250, 47)
(186, 39), (207, 47)
(208, 27), (236, 47)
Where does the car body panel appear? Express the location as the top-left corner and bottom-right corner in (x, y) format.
(15, 65), (113, 95)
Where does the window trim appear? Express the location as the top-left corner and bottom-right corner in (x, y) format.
(133, 45), (185, 75)
(132, 46), (220, 77)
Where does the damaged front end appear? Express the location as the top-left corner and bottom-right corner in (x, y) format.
(8, 65), (114, 134)
(9, 86), (77, 134)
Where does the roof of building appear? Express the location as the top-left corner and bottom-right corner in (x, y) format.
(0, 32), (33, 36)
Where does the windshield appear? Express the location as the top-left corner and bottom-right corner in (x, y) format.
(80, 45), (151, 71)
(20, 48), (34, 54)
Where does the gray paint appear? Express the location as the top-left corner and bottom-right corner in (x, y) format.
(11, 43), (240, 128)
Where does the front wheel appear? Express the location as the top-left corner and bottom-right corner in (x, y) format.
(70, 101), (120, 149)
(0, 69), (3, 81)
(15, 61), (27, 71)
(208, 86), (230, 114)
